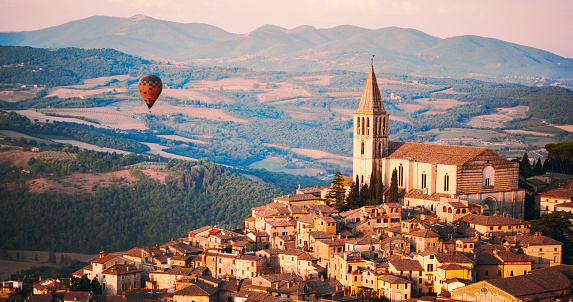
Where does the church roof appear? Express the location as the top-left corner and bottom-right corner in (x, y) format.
(356, 66), (385, 114)
(387, 141), (491, 166)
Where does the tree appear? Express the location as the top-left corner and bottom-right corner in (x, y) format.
(376, 171), (384, 205)
(48, 251), (56, 264)
(325, 172), (346, 209)
(345, 175), (360, 210)
(387, 168), (399, 203)
(545, 142), (573, 174)
(68, 275), (102, 295)
(360, 184), (370, 207)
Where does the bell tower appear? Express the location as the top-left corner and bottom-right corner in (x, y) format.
(353, 64), (389, 187)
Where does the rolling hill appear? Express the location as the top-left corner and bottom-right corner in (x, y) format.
(1, 15), (572, 80)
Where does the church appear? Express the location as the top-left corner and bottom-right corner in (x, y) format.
(353, 66), (525, 218)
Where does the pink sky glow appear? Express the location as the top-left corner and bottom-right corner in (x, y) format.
(1, 0), (572, 58)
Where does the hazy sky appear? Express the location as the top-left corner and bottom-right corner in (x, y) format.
(1, 0), (573, 58)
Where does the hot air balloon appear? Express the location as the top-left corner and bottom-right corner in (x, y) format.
(138, 75), (163, 112)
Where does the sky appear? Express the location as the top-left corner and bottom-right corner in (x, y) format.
(1, 0), (573, 58)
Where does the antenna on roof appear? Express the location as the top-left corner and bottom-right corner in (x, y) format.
(371, 55), (375, 67)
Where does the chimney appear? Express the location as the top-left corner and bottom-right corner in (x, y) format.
(100, 251), (105, 258)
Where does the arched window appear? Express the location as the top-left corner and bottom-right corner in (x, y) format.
(398, 164), (404, 187)
(357, 118), (360, 135)
(444, 174), (450, 192)
(442, 206), (447, 212)
(374, 117), (377, 136)
(366, 118), (370, 136)
(483, 166), (495, 187)
(361, 117), (365, 135)
(421, 172), (427, 189)
(382, 117), (386, 135)
(462, 209), (467, 214)
(361, 142), (365, 155)
(456, 209), (461, 214)
(378, 142), (381, 157)
(448, 207), (452, 213)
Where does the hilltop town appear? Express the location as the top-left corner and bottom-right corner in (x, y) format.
(2, 67), (573, 302)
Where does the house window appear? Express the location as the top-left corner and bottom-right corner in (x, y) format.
(421, 172), (427, 189)
(497, 270), (501, 276)
(483, 166), (494, 186)
(510, 271), (514, 276)
(485, 270), (489, 276)
(444, 174), (450, 191)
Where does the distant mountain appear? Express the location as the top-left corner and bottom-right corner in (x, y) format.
(1, 15), (572, 80)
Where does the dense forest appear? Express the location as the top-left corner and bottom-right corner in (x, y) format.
(0, 46), (148, 87)
(0, 138), (326, 252)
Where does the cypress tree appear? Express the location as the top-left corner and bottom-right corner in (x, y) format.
(388, 168), (399, 203)
(376, 171), (384, 204)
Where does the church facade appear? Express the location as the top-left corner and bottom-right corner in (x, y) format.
(353, 66), (525, 218)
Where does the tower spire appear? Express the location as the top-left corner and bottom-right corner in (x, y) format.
(357, 65), (385, 114)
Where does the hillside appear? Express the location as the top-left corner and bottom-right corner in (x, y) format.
(1, 15), (572, 81)
(0, 138), (326, 253)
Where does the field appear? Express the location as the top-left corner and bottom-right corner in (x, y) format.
(0, 130), (54, 145)
(0, 90), (37, 102)
(468, 106), (529, 128)
(0, 251), (99, 279)
(248, 157), (326, 177)
(47, 87), (126, 99)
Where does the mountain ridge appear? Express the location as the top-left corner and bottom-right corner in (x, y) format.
(1, 15), (572, 80)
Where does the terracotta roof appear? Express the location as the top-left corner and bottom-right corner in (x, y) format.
(404, 189), (429, 199)
(435, 253), (474, 264)
(356, 66), (385, 114)
(307, 231), (337, 239)
(63, 292), (90, 302)
(172, 283), (217, 297)
(438, 263), (468, 271)
(101, 296), (126, 302)
(409, 228), (440, 238)
(234, 290), (267, 300)
(538, 187), (573, 198)
(91, 253), (120, 264)
(389, 259), (423, 271)
(249, 231), (270, 237)
(387, 142), (493, 166)
(188, 226), (215, 235)
(274, 194), (319, 202)
(555, 202), (573, 208)
(306, 204), (339, 213)
(121, 248), (150, 258)
(473, 251), (503, 265)
(102, 264), (143, 275)
(259, 273), (303, 283)
(463, 214), (529, 226)
(486, 266), (572, 297)
(495, 251), (533, 263)
(316, 238), (346, 246)
(265, 219), (297, 227)
(317, 216), (337, 223)
(377, 274), (412, 284)
(28, 294), (53, 302)
(518, 233), (563, 246)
